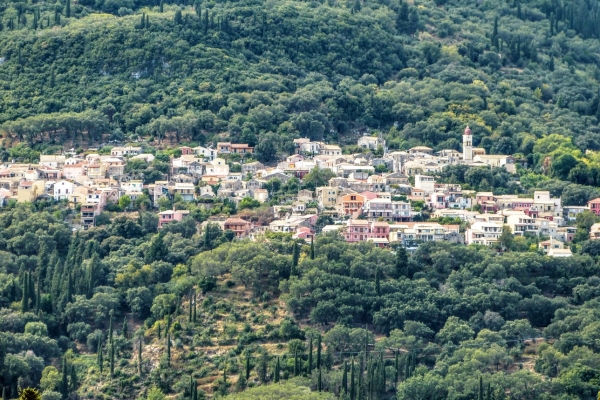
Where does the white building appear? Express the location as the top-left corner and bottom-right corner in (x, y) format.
(53, 180), (74, 201)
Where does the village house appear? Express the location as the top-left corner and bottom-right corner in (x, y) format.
(224, 217), (252, 237)
(110, 146), (142, 157)
(158, 209), (191, 229)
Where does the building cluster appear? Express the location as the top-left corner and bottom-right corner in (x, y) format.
(0, 129), (590, 256)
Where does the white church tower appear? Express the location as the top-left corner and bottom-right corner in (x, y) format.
(463, 125), (473, 164)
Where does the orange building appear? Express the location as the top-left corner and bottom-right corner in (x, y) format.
(341, 193), (366, 217)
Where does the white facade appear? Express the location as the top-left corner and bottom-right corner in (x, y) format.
(53, 180), (74, 201)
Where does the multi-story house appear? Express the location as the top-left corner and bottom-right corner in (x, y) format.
(358, 135), (386, 150)
(224, 217), (252, 237)
(158, 209), (191, 228)
(465, 221), (504, 246)
(316, 186), (339, 209)
(340, 193), (366, 217)
(343, 220), (390, 247)
(53, 180), (74, 201)
(588, 198), (600, 216)
(110, 146), (142, 157)
(193, 146), (217, 161)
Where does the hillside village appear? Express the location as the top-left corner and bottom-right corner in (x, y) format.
(0, 127), (594, 256)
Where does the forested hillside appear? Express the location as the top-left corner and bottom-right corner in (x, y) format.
(3, 203), (600, 399)
(1, 0), (600, 172)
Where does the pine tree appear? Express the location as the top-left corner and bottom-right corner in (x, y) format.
(307, 335), (313, 375)
(174, 10), (183, 24)
(65, 0), (71, 18)
(138, 338), (143, 375)
(18, 388), (41, 400)
(166, 332), (171, 368)
(274, 356), (280, 383)
(310, 239), (315, 260)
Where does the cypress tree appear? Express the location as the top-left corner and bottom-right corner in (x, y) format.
(245, 355), (251, 380)
(395, 245), (408, 277)
(350, 358), (355, 400)
(478, 376), (484, 400)
(316, 334), (322, 369)
(35, 276), (41, 315)
(486, 382), (492, 400)
(61, 357), (69, 399)
(108, 312), (114, 344)
(203, 10), (209, 33)
(166, 332), (171, 368)
(192, 293), (197, 322)
(188, 291), (193, 322)
(395, 350), (399, 384)
(375, 268), (381, 295)
(294, 349), (298, 376)
(291, 241), (299, 276)
(145, 15), (149, 28)
(109, 343), (115, 377)
(28, 272), (34, 304)
(122, 318), (128, 338)
(70, 364), (78, 392)
(158, 323), (161, 340)
(342, 360), (348, 394)
(138, 338), (143, 375)
(274, 356), (280, 383)
(310, 238), (315, 259)
(21, 274), (28, 313)
(65, 0), (71, 18)
(1, 387), (5, 400)
(307, 335), (313, 375)
(97, 341), (103, 374)
(318, 367), (322, 392)
(517, 1), (522, 19)
(66, 270), (73, 304)
(223, 365), (227, 385)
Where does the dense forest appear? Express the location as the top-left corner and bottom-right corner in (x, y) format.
(3, 203), (600, 399)
(1, 0), (600, 176)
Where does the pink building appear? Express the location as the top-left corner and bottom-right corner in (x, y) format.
(159, 210), (190, 228)
(180, 146), (193, 155)
(588, 198), (600, 216)
(344, 220), (390, 247)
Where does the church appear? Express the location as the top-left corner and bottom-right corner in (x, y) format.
(462, 125), (516, 172)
